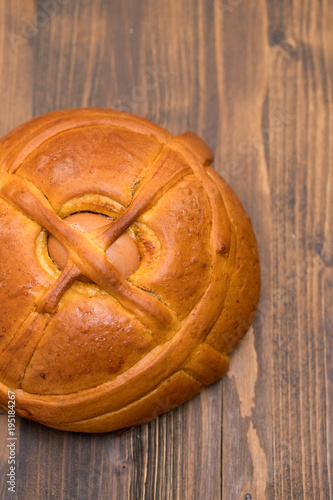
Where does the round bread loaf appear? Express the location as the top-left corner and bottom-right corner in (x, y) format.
(0, 109), (260, 432)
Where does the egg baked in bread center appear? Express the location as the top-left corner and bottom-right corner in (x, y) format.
(0, 109), (260, 433)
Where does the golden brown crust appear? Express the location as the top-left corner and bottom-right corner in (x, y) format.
(205, 167), (261, 354)
(0, 109), (260, 432)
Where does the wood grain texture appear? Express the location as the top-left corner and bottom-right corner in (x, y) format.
(0, 0), (332, 498)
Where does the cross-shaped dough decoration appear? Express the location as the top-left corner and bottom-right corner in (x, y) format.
(0, 122), (231, 397)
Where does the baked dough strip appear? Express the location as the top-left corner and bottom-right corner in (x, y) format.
(0, 141), (193, 326)
(1, 109), (171, 174)
(89, 147), (192, 247)
(0, 173), (177, 334)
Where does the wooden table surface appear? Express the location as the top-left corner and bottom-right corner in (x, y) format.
(0, 1), (332, 499)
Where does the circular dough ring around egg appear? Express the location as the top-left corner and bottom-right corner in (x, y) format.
(0, 109), (260, 432)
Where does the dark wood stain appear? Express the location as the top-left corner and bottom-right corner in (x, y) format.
(0, 0), (332, 498)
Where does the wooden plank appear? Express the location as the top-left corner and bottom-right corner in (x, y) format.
(214, 0), (272, 497)
(264, 1), (332, 498)
(218, 0), (332, 498)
